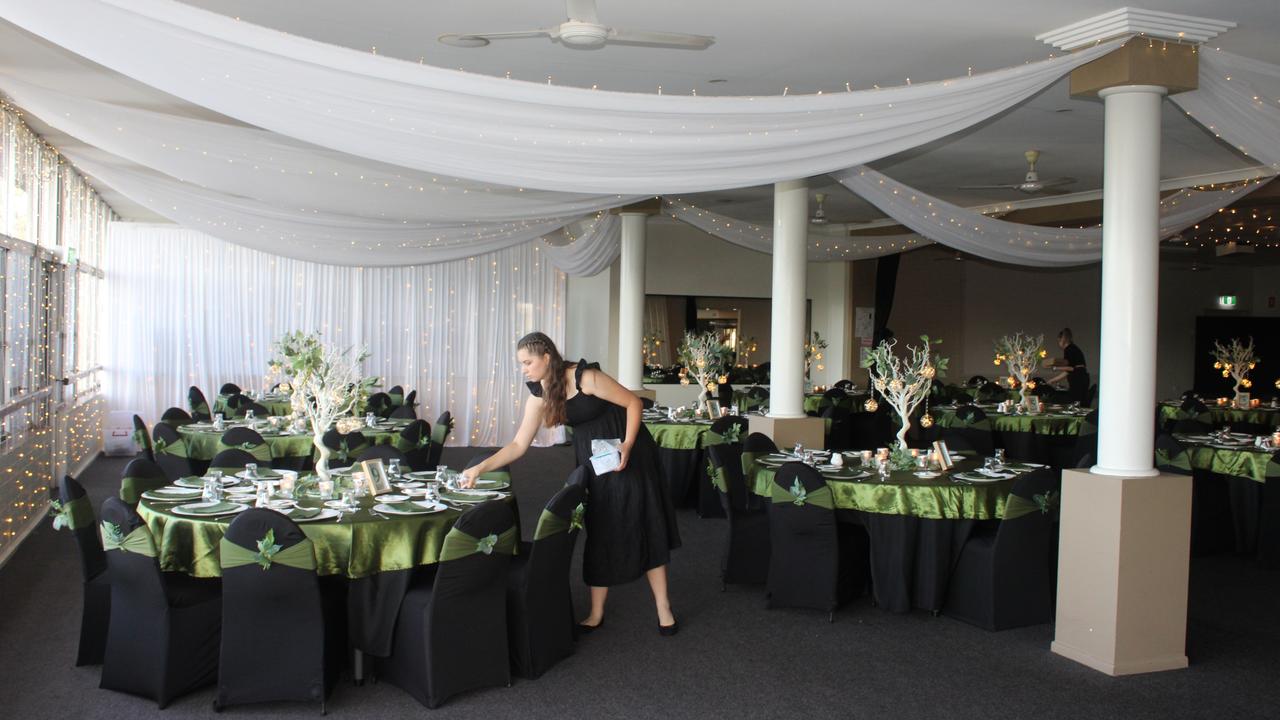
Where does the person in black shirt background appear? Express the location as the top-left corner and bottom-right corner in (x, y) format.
(1046, 327), (1090, 405)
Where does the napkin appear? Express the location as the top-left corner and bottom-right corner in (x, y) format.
(384, 501), (428, 513)
(287, 507), (322, 520)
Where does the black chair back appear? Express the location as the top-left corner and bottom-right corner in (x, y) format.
(743, 432), (779, 455)
(188, 386), (212, 421)
(231, 399), (269, 418)
(967, 375), (988, 387)
(356, 444), (406, 465)
(119, 458), (169, 506)
(132, 414), (154, 462)
(321, 429), (370, 466)
(223, 392), (250, 411)
(387, 385), (405, 401)
(821, 404), (853, 451)
(1069, 410), (1099, 468)
(508, 476), (586, 679)
(833, 379), (854, 390)
(152, 423), (194, 480)
(389, 404), (417, 419)
(220, 426), (267, 447)
(219, 383), (242, 396)
(405, 389), (418, 408)
(427, 411), (454, 468)
(976, 381), (1007, 404)
(942, 404), (995, 457)
(766, 463), (851, 614)
(59, 475), (110, 666)
(217, 509), (334, 710)
(366, 392), (395, 418)
(159, 407), (193, 427)
(708, 444), (770, 587)
(208, 449), (258, 473)
(393, 419), (432, 470)
(709, 415), (748, 437)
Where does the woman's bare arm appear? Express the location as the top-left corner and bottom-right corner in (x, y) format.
(459, 395), (544, 486)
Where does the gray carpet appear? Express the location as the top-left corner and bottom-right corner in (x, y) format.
(2, 447), (1279, 719)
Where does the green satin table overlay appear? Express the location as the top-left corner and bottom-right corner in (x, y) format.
(137, 490), (514, 578)
(644, 421), (712, 451)
(1159, 403), (1280, 428)
(1175, 440), (1280, 485)
(934, 408), (1084, 436)
(178, 425), (403, 462)
(213, 395), (293, 418)
(747, 462), (1012, 520)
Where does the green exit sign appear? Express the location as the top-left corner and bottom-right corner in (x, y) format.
(1217, 295), (1238, 309)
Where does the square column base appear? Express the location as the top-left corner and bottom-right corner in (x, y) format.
(632, 389), (657, 402)
(1051, 469), (1191, 676)
(747, 416), (826, 450)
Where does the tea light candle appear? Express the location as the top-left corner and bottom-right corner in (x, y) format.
(278, 472), (297, 496)
(909, 448), (919, 458)
(1218, 397), (1228, 406)
(1271, 431), (1280, 446)
(860, 450), (873, 465)
(1251, 398), (1261, 408)
(318, 479), (334, 499)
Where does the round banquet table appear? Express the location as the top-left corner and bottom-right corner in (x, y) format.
(177, 418), (410, 463)
(1159, 402), (1280, 432)
(747, 453), (1036, 613)
(644, 416), (722, 517)
(138, 483), (518, 657)
(1171, 434), (1280, 565)
(212, 392), (295, 418)
(932, 404), (1090, 466)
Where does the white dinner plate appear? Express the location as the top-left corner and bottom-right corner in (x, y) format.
(235, 469), (282, 480)
(439, 489), (505, 504)
(286, 507), (338, 523)
(375, 501), (447, 515)
(913, 471), (942, 479)
(377, 494), (410, 502)
(404, 471), (437, 480)
(953, 472), (1012, 483)
(393, 481), (425, 489)
(175, 475), (241, 488)
(171, 501), (249, 517)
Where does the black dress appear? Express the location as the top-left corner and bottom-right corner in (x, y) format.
(528, 361), (680, 586)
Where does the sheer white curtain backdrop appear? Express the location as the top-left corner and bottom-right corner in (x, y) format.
(0, 0), (1124, 193)
(103, 223), (566, 447)
(1171, 49), (1280, 171)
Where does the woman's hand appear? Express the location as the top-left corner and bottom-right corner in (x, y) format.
(457, 467), (479, 489)
(616, 441), (633, 472)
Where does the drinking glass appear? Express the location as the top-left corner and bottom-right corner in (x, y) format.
(255, 483), (271, 508)
(366, 413), (377, 428)
(984, 457), (999, 473)
(278, 471), (297, 498)
(388, 459), (401, 478)
(341, 488), (358, 511)
(203, 476), (220, 503)
(245, 409), (255, 422)
(436, 464), (448, 481)
(994, 449), (1005, 465)
(877, 462), (891, 483)
(730, 404), (739, 417)
(245, 463), (258, 479)
(213, 413), (225, 430)
(352, 473), (366, 498)
(793, 442), (804, 457)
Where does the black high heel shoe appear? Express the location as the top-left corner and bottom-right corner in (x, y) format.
(658, 616), (679, 637)
(577, 618), (604, 635)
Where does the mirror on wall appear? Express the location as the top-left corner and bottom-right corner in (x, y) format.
(643, 294), (810, 382)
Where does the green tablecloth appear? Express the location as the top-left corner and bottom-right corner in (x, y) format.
(1159, 402), (1280, 428)
(644, 420), (714, 450)
(803, 392), (871, 414)
(747, 456), (1020, 520)
(934, 407), (1086, 436)
(212, 393), (294, 418)
(178, 421), (407, 462)
(138, 489), (510, 578)
(1175, 439), (1280, 485)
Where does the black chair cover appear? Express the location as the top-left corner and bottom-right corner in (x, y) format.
(426, 412), (454, 468)
(967, 375), (988, 387)
(59, 476), (110, 666)
(152, 423), (193, 481)
(389, 403), (417, 419)
(231, 399), (269, 418)
(1067, 410), (1099, 468)
(380, 501), (515, 708)
(396, 419), (433, 471)
(641, 397), (656, 410)
(132, 414), (154, 463)
(119, 458), (169, 507)
(218, 382), (242, 396)
(507, 473), (586, 679)
(208, 448), (257, 473)
(707, 444), (769, 587)
(833, 379), (854, 390)
(188, 386), (212, 422)
(321, 429), (371, 467)
(99, 497), (221, 707)
(387, 385), (405, 401)
(766, 463), (866, 617)
(405, 389), (418, 408)
(215, 509), (342, 712)
(159, 406), (193, 427)
(366, 392), (395, 418)
(700, 416), (750, 518)
(976, 381), (1007, 404)
(718, 381), (734, 408)
(942, 404), (995, 457)
(743, 432), (779, 455)
(821, 405), (853, 451)
(944, 469), (1060, 631)
(356, 444), (407, 465)
(223, 393), (251, 412)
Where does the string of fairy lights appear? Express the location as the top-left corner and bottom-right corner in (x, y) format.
(0, 101), (112, 556)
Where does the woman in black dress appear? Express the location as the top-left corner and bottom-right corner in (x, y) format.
(460, 332), (681, 634)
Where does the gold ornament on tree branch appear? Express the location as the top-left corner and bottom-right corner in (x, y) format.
(1211, 337), (1259, 408)
(676, 331), (731, 413)
(993, 332), (1045, 411)
(861, 336), (949, 451)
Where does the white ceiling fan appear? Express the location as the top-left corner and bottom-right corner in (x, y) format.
(438, 0), (715, 50)
(810, 193), (829, 225)
(960, 150), (1076, 195)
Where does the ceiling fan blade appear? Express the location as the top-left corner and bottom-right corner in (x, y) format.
(1037, 186), (1073, 196)
(958, 183), (1021, 190)
(1037, 177), (1077, 189)
(607, 28), (715, 49)
(565, 0), (600, 24)
(439, 29), (552, 46)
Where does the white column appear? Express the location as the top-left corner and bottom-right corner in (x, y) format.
(769, 179), (808, 418)
(616, 212), (647, 391)
(1093, 85), (1166, 477)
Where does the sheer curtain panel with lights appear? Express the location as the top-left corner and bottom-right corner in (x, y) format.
(102, 223), (566, 448)
(0, 103), (109, 565)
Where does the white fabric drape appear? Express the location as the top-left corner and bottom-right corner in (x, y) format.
(832, 166), (1261, 266)
(0, 0), (1124, 193)
(539, 213), (621, 278)
(1171, 49), (1280, 172)
(664, 199), (928, 260)
(103, 223), (565, 446)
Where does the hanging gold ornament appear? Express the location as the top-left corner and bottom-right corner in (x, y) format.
(864, 398), (879, 412)
(920, 413), (934, 428)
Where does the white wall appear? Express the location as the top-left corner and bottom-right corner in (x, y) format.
(565, 266), (614, 374)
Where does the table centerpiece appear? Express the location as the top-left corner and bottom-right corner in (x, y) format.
(862, 335), (949, 467)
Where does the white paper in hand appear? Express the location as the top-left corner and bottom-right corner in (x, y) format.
(590, 438), (623, 475)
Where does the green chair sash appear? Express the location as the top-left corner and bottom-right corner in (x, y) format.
(389, 392), (405, 407)
(1004, 491), (1058, 520)
(214, 439), (273, 464)
(219, 534), (317, 571)
(708, 460), (728, 494)
(769, 479), (834, 509)
(1155, 446), (1192, 474)
(51, 496), (94, 531)
(430, 422), (451, 446)
(740, 451), (765, 481)
(101, 522), (157, 557)
(439, 525), (517, 561)
(533, 502), (585, 541)
(391, 434), (431, 453)
(154, 436), (190, 458)
(191, 399), (211, 418)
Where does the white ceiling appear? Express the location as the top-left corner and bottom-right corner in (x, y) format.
(2, 0), (1277, 225)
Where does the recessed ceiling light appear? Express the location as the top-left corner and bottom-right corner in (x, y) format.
(708, 78), (728, 84)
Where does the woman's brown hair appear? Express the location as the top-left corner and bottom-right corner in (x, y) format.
(518, 332), (571, 427)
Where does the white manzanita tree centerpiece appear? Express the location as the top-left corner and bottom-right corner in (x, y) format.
(862, 336), (948, 458)
(677, 331), (729, 415)
(1211, 337), (1258, 408)
(993, 332), (1047, 410)
(269, 331), (379, 481)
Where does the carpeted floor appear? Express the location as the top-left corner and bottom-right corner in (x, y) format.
(2, 447), (1279, 719)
